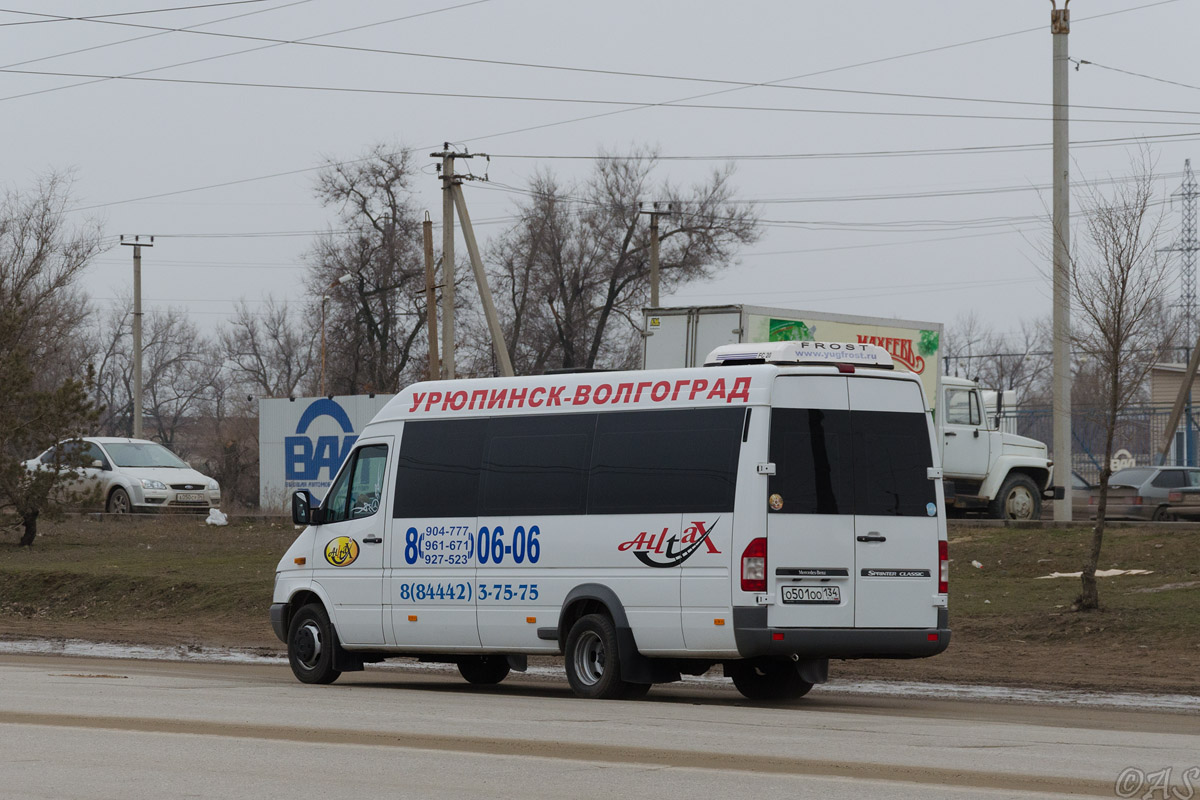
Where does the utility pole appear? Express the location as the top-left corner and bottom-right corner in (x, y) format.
(1051, 1), (1073, 521)
(639, 202), (675, 307)
(432, 145), (514, 377)
(433, 145), (459, 379)
(452, 182), (514, 376)
(119, 235), (153, 439)
(422, 211), (440, 381)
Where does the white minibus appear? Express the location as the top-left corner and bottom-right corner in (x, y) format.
(270, 340), (950, 700)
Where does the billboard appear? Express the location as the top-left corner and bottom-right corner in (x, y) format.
(746, 313), (942, 410)
(258, 394), (394, 508)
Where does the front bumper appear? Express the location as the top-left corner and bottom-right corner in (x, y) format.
(269, 603), (288, 643)
(733, 607), (951, 659)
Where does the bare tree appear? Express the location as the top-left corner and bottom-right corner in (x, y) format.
(0, 173), (104, 546)
(943, 313), (992, 379)
(977, 320), (1052, 407)
(485, 148), (760, 372)
(306, 144), (436, 394)
(1071, 155), (1177, 610)
(89, 299), (219, 447)
(220, 297), (316, 398)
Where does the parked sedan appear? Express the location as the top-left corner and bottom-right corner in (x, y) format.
(26, 437), (220, 513)
(1089, 466), (1200, 521)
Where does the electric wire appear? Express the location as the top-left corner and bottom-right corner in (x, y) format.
(8, 65), (1200, 128)
(0, 1), (270, 27)
(6, 6), (1199, 121)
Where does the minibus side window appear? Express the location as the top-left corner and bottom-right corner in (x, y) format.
(769, 408), (852, 515)
(348, 445), (388, 519)
(481, 414), (595, 516)
(323, 456), (353, 524)
(589, 408), (744, 514)
(393, 419), (487, 518)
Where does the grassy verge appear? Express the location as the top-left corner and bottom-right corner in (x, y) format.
(1, 516), (1197, 692)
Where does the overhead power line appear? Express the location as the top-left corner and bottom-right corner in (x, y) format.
(6, 5), (1198, 122)
(0, 1), (270, 27)
(7, 65), (1200, 128)
(0, 0), (490, 104)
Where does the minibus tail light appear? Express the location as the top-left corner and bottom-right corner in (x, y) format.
(741, 537), (767, 593)
(938, 540), (949, 594)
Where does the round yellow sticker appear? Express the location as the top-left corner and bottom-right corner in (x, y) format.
(324, 536), (359, 567)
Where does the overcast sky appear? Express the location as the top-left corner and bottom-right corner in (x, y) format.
(4, 0), (1198, 343)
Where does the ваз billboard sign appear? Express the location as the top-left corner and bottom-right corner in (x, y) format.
(258, 394), (393, 508)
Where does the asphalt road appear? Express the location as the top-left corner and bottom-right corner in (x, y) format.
(1, 654), (1196, 800)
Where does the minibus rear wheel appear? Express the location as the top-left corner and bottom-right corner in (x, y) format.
(565, 613), (641, 700)
(457, 655), (511, 685)
(287, 603), (342, 685)
(730, 658), (813, 701)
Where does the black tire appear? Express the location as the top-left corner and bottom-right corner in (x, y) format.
(989, 474), (1041, 521)
(456, 655), (511, 685)
(730, 659), (814, 701)
(1152, 505), (1176, 522)
(287, 603), (342, 685)
(106, 487), (131, 514)
(564, 613), (640, 700)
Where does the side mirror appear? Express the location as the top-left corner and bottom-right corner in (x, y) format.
(91, 460), (105, 470)
(292, 490), (323, 526)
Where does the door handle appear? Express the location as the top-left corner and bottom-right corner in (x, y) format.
(363, 536), (383, 544)
(944, 431), (957, 437)
(856, 535), (887, 543)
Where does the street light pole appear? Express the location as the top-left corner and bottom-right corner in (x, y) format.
(320, 273), (354, 397)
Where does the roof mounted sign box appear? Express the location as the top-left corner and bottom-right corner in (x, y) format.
(704, 340), (895, 369)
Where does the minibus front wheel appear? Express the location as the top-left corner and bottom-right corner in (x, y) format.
(287, 603), (342, 685)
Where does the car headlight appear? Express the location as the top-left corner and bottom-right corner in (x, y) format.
(208, 480), (220, 492)
(141, 479), (167, 490)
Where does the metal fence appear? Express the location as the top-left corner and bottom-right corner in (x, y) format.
(1001, 404), (1198, 484)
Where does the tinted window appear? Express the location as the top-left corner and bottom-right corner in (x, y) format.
(769, 408), (852, 514)
(852, 412), (935, 516)
(481, 413), (595, 515)
(1111, 468), (1153, 487)
(1152, 470), (1186, 489)
(770, 409), (935, 517)
(393, 419), (487, 518)
(589, 408), (745, 514)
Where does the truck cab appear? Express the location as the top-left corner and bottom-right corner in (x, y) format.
(939, 376), (1052, 520)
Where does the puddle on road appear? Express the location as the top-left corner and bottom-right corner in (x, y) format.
(2, 637), (1196, 713)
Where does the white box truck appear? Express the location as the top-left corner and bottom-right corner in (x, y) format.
(643, 305), (1052, 520)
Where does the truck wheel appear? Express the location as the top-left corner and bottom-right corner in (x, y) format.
(564, 613), (640, 700)
(287, 603), (342, 685)
(989, 474), (1041, 520)
(457, 655), (511, 685)
(730, 659), (814, 701)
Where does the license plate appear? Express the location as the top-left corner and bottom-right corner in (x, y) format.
(176, 492), (204, 502)
(781, 585), (841, 604)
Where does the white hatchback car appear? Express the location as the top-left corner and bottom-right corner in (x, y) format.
(27, 437), (221, 513)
